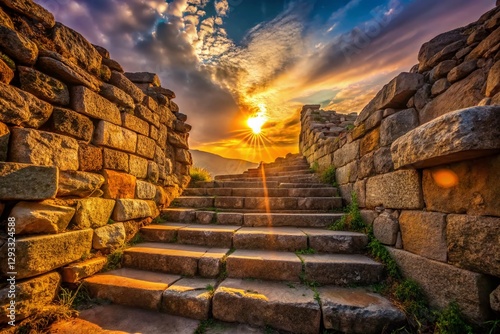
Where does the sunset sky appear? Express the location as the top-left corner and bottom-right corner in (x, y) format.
(39, 0), (495, 162)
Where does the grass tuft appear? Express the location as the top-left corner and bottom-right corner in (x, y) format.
(320, 165), (337, 186)
(190, 166), (213, 184)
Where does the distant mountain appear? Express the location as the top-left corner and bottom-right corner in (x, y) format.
(190, 150), (259, 177)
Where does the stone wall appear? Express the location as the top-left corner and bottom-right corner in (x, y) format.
(0, 0), (192, 324)
(300, 5), (500, 323)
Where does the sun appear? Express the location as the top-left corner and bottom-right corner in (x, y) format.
(247, 105), (268, 135)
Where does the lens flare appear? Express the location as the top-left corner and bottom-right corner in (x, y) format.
(431, 168), (459, 188)
(247, 111), (268, 135)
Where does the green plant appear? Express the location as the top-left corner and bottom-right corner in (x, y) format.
(107, 218), (115, 225)
(320, 165), (337, 186)
(128, 232), (145, 246)
(346, 124), (355, 131)
(296, 248), (316, 255)
(152, 216), (167, 224)
(329, 192), (365, 233)
(104, 249), (124, 272)
(484, 320), (500, 334)
(195, 318), (217, 334)
(310, 161), (320, 173)
(190, 166), (213, 184)
(0, 53), (15, 70)
(434, 302), (473, 334)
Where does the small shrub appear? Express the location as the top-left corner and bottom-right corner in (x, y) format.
(296, 248), (316, 255)
(310, 161), (320, 173)
(128, 232), (144, 246)
(329, 193), (365, 233)
(190, 166), (212, 184)
(104, 249), (124, 272)
(434, 302), (473, 334)
(320, 165), (337, 186)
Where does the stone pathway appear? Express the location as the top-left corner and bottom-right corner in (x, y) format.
(80, 154), (405, 333)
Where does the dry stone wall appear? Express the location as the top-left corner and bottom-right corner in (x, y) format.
(0, 0), (192, 324)
(300, 5), (500, 323)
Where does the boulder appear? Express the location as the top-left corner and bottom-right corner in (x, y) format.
(16, 87), (54, 128)
(18, 66), (69, 105)
(0, 25), (37, 65)
(430, 60), (456, 81)
(418, 28), (465, 72)
(366, 170), (423, 209)
(391, 106), (500, 169)
(101, 169), (136, 199)
(112, 199), (153, 221)
(486, 61), (500, 97)
(72, 198), (116, 229)
(125, 72), (161, 86)
(387, 248), (494, 322)
(37, 56), (99, 91)
(0, 122), (9, 161)
(9, 128), (79, 170)
(57, 170), (105, 197)
(0, 0), (55, 28)
(0, 162), (58, 200)
(93, 44), (109, 59)
(50, 107), (93, 141)
(431, 78), (451, 96)
(0, 229), (93, 279)
(426, 40), (466, 70)
(380, 108), (418, 147)
(0, 6), (14, 29)
(447, 60), (477, 83)
(71, 86), (121, 125)
(357, 73), (424, 124)
(92, 223), (126, 250)
(78, 143), (103, 172)
(399, 211), (447, 262)
(109, 71), (144, 102)
(52, 23), (102, 74)
(466, 26), (500, 60)
(62, 257), (107, 283)
(0, 272), (60, 325)
(372, 212), (399, 246)
(447, 214), (500, 277)
(93, 121), (138, 153)
(10, 201), (75, 235)
(102, 58), (123, 72)
(0, 58), (14, 84)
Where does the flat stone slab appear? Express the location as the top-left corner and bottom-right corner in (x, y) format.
(123, 243), (228, 277)
(233, 227), (307, 251)
(391, 106), (500, 169)
(162, 277), (216, 320)
(0, 162), (58, 200)
(178, 225), (241, 248)
(85, 268), (180, 310)
(243, 213), (344, 228)
(213, 278), (321, 334)
(52, 304), (199, 334)
(300, 228), (369, 253)
(300, 254), (384, 285)
(227, 249), (302, 281)
(141, 223), (188, 242)
(161, 208), (196, 222)
(319, 286), (405, 334)
(173, 196), (215, 208)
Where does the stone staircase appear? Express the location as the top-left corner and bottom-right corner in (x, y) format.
(84, 154), (405, 334)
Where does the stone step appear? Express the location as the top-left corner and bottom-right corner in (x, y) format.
(279, 183), (334, 188)
(183, 187), (338, 198)
(226, 250), (383, 284)
(193, 181), (280, 188)
(243, 212), (344, 227)
(213, 278), (321, 334)
(299, 254), (384, 285)
(300, 228), (369, 253)
(220, 175), (320, 183)
(122, 243), (229, 278)
(84, 268), (181, 310)
(242, 169), (313, 177)
(176, 225), (241, 248)
(172, 196), (342, 211)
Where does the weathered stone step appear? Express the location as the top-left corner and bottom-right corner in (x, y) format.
(193, 181), (280, 188)
(172, 196), (342, 211)
(319, 286), (406, 333)
(183, 187), (338, 198)
(242, 168), (313, 177)
(213, 278), (321, 334)
(84, 268), (181, 310)
(299, 254), (384, 285)
(226, 250), (383, 284)
(249, 164), (310, 173)
(177, 225), (241, 248)
(300, 228), (369, 253)
(219, 175), (320, 183)
(122, 243), (229, 278)
(243, 212), (344, 227)
(279, 183), (335, 188)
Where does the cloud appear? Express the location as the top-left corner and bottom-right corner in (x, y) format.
(214, 0), (229, 16)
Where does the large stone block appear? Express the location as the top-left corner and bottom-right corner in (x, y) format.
(373, 146), (393, 174)
(380, 108), (418, 147)
(129, 154), (148, 179)
(419, 69), (485, 124)
(18, 66), (69, 105)
(10, 128), (79, 170)
(422, 155), (500, 216)
(466, 26), (500, 60)
(10, 201), (75, 235)
(387, 248), (494, 322)
(162, 278), (214, 320)
(136, 180), (156, 199)
(62, 257), (106, 283)
(399, 211), (447, 262)
(447, 214), (500, 277)
(37, 56), (99, 91)
(112, 199), (153, 221)
(92, 223), (126, 250)
(0, 122), (8, 161)
(0, 0), (55, 28)
(125, 72), (161, 86)
(103, 148), (129, 172)
(168, 132), (189, 149)
(16, 88), (54, 128)
(101, 169), (136, 199)
(50, 107), (93, 141)
(333, 140), (359, 168)
(78, 143), (103, 172)
(417, 28), (465, 71)
(57, 170), (104, 198)
(109, 71), (144, 103)
(360, 128), (380, 156)
(175, 149), (192, 165)
(71, 86), (121, 125)
(93, 121), (138, 153)
(373, 212), (399, 246)
(358, 73), (424, 124)
(0, 272), (60, 325)
(135, 105), (160, 128)
(72, 198), (116, 229)
(137, 135), (156, 159)
(52, 23), (102, 74)
(100, 83), (134, 110)
(0, 58), (14, 84)
(0, 162), (58, 200)
(392, 106), (500, 169)
(121, 112), (149, 136)
(0, 229), (93, 279)
(0, 25), (37, 65)
(0, 83), (47, 127)
(366, 170), (423, 209)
